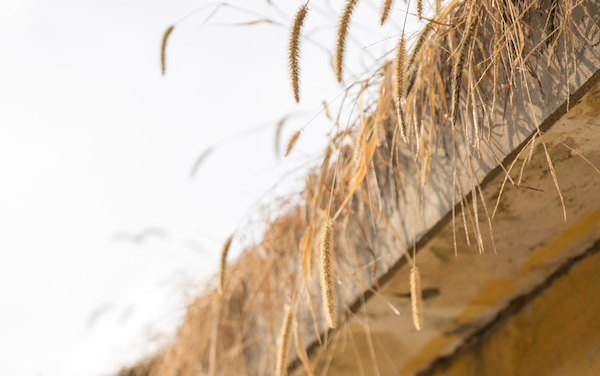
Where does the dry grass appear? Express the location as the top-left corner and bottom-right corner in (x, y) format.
(122, 0), (600, 374)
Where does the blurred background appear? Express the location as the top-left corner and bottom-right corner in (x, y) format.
(0, 0), (418, 374)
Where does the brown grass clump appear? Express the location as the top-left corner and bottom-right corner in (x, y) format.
(218, 235), (233, 295)
(275, 306), (294, 376)
(289, 4), (308, 103)
(335, 0), (359, 83)
(160, 25), (175, 76)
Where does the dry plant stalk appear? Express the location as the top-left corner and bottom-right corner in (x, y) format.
(410, 265), (423, 330)
(285, 130), (301, 157)
(275, 306), (294, 376)
(160, 25), (175, 76)
(320, 221), (338, 329)
(218, 235), (233, 295)
(289, 5), (308, 103)
(380, 0), (394, 25)
(335, 0), (359, 82)
(451, 9), (479, 127)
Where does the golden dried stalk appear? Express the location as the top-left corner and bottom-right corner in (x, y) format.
(285, 130), (301, 157)
(289, 5), (308, 103)
(335, 0), (359, 83)
(275, 306), (294, 376)
(218, 235), (233, 295)
(320, 221), (338, 329)
(410, 265), (423, 331)
(160, 25), (175, 76)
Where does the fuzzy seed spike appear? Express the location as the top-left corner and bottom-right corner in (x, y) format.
(380, 0), (394, 26)
(394, 35), (406, 104)
(160, 25), (175, 76)
(394, 35), (407, 141)
(407, 23), (433, 73)
(275, 306), (294, 376)
(218, 235), (233, 295)
(417, 0), (423, 20)
(285, 130), (301, 157)
(335, 0), (359, 83)
(320, 221), (338, 329)
(289, 5), (308, 103)
(410, 265), (423, 331)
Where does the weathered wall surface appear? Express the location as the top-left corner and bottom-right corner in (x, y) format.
(423, 245), (600, 376)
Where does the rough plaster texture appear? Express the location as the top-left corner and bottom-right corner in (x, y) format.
(423, 244), (600, 376)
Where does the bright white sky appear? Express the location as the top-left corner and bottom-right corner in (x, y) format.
(0, 0), (419, 374)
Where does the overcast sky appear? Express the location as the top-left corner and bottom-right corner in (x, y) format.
(0, 0), (419, 374)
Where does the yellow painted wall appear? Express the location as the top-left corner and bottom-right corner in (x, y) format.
(426, 248), (600, 376)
